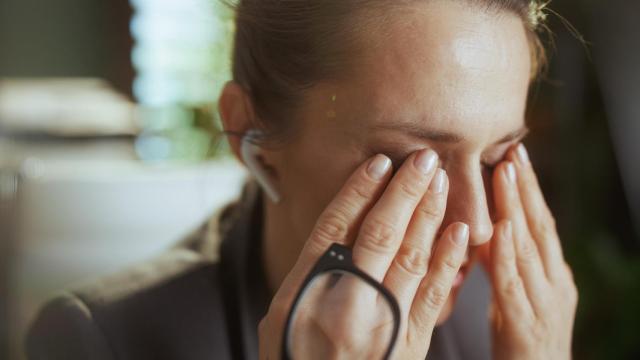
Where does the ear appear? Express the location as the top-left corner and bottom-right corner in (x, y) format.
(218, 81), (257, 165)
(218, 81), (283, 203)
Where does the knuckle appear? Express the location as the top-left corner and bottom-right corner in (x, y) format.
(410, 308), (435, 334)
(313, 209), (351, 243)
(438, 252), (461, 273)
(531, 221), (546, 237)
(358, 217), (398, 253)
(398, 180), (423, 200)
(503, 276), (524, 298)
(417, 201), (443, 222)
(518, 238), (540, 263)
(423, 283), (449, 309)
(346, 180), (373, 202)
(311, 215), (349, 247)
(499, 244), (517, 264)
(533, 218), (555, 238)
(395, 246), (430, 276)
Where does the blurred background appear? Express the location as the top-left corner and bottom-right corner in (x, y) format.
(0, 0), (638, 359)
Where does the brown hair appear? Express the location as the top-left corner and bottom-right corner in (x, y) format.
(224, 0), (549, 140)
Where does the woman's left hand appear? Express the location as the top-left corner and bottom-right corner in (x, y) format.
(487, 143), (578, 360)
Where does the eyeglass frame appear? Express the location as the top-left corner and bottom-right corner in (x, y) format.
(281, 243), (402, 360)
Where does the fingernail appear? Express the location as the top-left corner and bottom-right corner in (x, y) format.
(414, 149), (438, 174)
(516, 144), (530, 165)
(367, 154), (392, 180)
(452, 223), (469, 246)
(505, 162), (516, 183)
(430, 168), (447, 194)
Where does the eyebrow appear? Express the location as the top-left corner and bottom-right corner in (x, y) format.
(372, 123), (530, 145)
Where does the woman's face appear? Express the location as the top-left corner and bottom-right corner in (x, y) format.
(268, 2), (532, 321)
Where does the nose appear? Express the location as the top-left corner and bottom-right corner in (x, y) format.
(442, 163), (494, 246)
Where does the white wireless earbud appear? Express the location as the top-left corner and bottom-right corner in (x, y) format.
(241, 129), (281, 204)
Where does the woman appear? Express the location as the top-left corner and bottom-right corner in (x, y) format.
(27, 0), (578, 359)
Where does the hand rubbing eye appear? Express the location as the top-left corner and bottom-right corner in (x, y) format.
(481, 162), (498, 176)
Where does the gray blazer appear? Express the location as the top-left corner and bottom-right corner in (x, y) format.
(26, 181), (492, 360)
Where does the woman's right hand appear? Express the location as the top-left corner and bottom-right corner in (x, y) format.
(258, 149), (470, 359)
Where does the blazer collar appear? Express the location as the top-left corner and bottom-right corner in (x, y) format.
(218, 180), (271, 360)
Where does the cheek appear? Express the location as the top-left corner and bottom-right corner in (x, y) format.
(281, 140), (367, 240)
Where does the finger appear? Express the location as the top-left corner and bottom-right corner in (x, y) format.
(493, 162), (550, 314)
(384, 168), (449, 316)
(408, 222), (468, 339)
(490, 220), (535, 325)
(353, 149), (439, 282)
(277, 154), (393, 300)
(508, 143), (565, 280)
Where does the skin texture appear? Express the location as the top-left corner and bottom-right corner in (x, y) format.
(219, 1), (577, 358)
(488, 146), (577, 360)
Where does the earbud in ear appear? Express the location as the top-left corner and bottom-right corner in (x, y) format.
(241, 129), (281, 204)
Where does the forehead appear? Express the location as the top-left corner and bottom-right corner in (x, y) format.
(337, 1), (532, 144)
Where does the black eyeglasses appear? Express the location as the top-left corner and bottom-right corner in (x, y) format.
(282, 243), (401, 360)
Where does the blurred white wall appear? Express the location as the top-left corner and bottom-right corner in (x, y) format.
(3, 138), (247, 359)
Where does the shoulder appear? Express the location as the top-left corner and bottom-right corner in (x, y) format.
(25, 292), (114, 360)
(26, 247), (233, 360)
